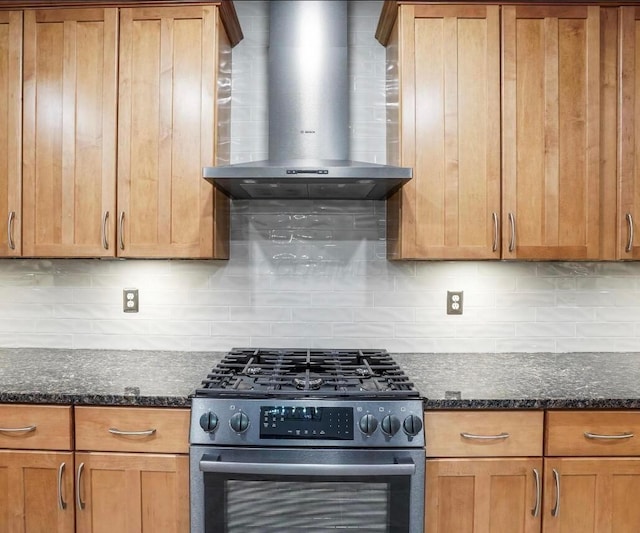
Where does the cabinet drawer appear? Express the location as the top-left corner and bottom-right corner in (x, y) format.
(546, 410), (640, 456)
(425, 410), (544, 457)
(0, 404), (72, 450)
(75, 406), (189, 454)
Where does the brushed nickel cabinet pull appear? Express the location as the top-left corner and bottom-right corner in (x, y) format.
(101, 211), (109, 250)
(508, 212), (516, 252)
(492, 212), (499, 252)
(626, 213), (634, 253)
(531, 468), (540, 517)
(108, 427), (156, 437)
(118, 211), (125, 250)
(76, 463), (85, 510)
(551, 468), (560, 517)
(57, 462), (67, 510)
(460, 432), (510, 440)
(584, 431), (634, 440)
(7, 211), (15, 250)
(0, 424), (36, 433)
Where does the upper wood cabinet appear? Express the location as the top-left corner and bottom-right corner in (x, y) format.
(380, 3), (617, 261)
(502, 5), (608, 260)
(117, 5), (230, 258)
(22, 8), (118, 257)
(5, 2), (238, 259)
(619, 6), (640, 259)
(385, 4), (502, 259)
(0, 11), (22, 257)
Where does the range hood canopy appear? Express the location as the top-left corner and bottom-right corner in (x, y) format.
(203, 0), (412, 200)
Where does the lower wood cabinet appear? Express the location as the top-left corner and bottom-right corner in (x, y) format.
(426, 458), (542, 533)
(542, 458), (640, 533)
(0, 450), (74, 533)
(74, 406), (190, 533)
(0, 405), (74, 533)
(426, 410), (640, 533)
(0, 404), (191, 533)
(74, 452), (189, 533)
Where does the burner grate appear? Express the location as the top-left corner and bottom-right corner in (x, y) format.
(195, 348), (419, 399)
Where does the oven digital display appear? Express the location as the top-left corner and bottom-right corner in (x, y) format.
(260, 406), (354, 440)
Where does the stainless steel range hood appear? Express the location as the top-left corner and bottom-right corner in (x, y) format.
(203, 0), (412, 200)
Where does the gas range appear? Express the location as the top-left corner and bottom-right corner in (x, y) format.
(190, 348), (426, 533)
(190, 348), (424, 448)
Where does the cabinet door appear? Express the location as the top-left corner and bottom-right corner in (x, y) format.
(117, 6), (230, 259)
(426, 458), (542, 533)
(0, 11), (21, 257)
(75, 452), (189, 533)
(388, 5), (501, 259)
(22, 8), (118, 257)
(0, 450), (74, 533)
(502, 6), (605, 260)
(543, 458), (640, 533)
(619, 6), (640, 259)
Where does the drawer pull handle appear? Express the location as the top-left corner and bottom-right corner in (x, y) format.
(531, 468), (541, 517)
(0, 424), (36, 434)
(508, 212), (516, 252)
(551, 468), (560, 517)
(584, 431), (634, 440)
(76, 462), (85, 510)
(460, 432), (510, 440)
(108, 427), (156, 437)
(58, 462), (67, 510)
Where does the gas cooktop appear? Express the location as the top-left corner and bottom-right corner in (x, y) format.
(194, 348), (420, 399)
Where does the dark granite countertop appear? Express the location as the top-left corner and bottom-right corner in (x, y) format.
(0, 348), (224, 407)
(395, 352), (640, 409)
(1, 349), (640, 409)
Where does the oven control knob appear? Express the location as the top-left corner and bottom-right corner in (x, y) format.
(229, 412), (250, 433)
(199, 411), (219, 433)
(380, 415), (401, 437)
(358, 414), (379, 436)
(402, 415), (423, 436)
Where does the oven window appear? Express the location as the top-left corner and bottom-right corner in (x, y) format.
(203, 473), (411, 532)
(226, 480), (388, 532)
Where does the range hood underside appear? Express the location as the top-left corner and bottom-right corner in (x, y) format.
(204, 159), (412, 200)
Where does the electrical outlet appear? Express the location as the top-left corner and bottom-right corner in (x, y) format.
(447, 291), (463, 315)
(123, 288), (139, 313)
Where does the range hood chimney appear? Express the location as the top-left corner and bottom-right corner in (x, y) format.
(203, 0), (412, 200)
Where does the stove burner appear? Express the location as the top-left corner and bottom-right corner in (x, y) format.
(195, 348), (419, 399)
(293, 375), (324, 390)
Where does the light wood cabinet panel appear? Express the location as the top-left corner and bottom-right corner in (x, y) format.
(546, 410), (640, 457)
(619, 6), (640, 259)
(425, 410), (544, 457)
(75, 406), (189, 454)
(0, 404), (72, 451)
(502, 5), (607, 260)
(387, 5), (501, 259)
(22, 8), (118, 257)
(0, 11), (22, 257)
(426, 458), (542, 533)
(75, 452), (189, 533)
(117, 5), (230, 258)
(543, 457), (640, 533)
(0, 450), (74, 533)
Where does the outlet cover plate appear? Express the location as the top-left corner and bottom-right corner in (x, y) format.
(123, 288), (139, 313)
(447, 291), (463, 315)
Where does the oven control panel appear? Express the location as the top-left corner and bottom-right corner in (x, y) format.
(190, 398), (425, 448)
(260, 406), (354, 440)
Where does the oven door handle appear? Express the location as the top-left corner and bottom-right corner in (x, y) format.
(199, 455), (416, 477)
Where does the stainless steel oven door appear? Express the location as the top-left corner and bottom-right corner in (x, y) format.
(190, 446), (425, 533)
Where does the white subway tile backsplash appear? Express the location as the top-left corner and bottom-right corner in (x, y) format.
(2, 1), (640, 354)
